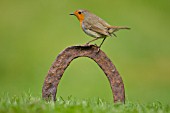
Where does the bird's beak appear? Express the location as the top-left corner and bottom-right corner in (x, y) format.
(69, 13), (74, 15)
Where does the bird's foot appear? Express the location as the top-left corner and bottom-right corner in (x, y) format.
(94, 43), (98, 47)
(85, 42), (90, 46)
(94, 44), (101, 53)
(97, 47), (100, 53)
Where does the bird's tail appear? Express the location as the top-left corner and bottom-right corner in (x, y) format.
(108, 26), (130, 36)
(108, 26), (130, 37)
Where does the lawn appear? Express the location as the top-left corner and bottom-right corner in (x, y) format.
(0, 93), (169, 113)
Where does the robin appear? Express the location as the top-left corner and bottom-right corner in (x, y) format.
(70, 9), (130, 48)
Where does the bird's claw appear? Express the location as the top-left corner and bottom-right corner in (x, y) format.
(85, 43), (100, 53)
(95, 44), (100, 53)
(85, 42), (89, 46)
(97, 48), (100, 53)
(94, 44), (98, 47)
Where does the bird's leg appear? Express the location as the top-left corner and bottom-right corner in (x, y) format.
(96, 37), (106, 53)
(86, 38), (99, 45)
(99, 37), (106, 48)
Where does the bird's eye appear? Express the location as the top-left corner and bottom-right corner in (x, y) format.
(78, 12), (81, 14)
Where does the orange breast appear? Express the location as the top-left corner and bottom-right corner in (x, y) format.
(80, 21), (83, 29)
(77, 14), (84, 22)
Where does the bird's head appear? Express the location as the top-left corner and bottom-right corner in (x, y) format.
(70, 9), (88, 22)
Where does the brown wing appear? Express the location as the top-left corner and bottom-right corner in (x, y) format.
(83, 19), (110, 37)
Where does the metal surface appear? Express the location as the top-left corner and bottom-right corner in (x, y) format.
(42, 44), (125, 103)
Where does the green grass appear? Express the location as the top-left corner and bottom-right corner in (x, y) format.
(0, 0), (170, 106)
(0, 93), (169, 113)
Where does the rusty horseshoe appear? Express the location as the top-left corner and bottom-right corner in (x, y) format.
(42, 44), (125, 103)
